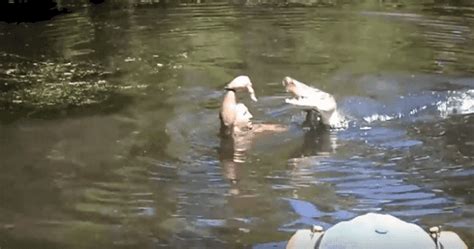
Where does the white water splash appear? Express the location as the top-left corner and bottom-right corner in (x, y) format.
(329, 111), (349, 130)
(363, 113), (402, 123)
(437, 90), (474, 118)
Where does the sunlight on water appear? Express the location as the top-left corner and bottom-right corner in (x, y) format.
(0, 1), (473, 248)
(437, 89), (474, 117)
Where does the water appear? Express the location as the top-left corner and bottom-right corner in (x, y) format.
(0, 1), (473, 248)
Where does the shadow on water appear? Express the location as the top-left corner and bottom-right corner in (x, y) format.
(292, 126), (337, 158)
(0, 0), (68, 22)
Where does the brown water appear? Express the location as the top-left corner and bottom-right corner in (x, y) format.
(0, 1), (473, 248)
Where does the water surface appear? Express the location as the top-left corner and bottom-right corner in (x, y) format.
(0, 1), (473, 248)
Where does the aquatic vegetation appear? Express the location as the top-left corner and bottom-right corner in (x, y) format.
(0, 53), (121, 113)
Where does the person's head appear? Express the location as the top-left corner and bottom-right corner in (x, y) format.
(233, 103), (253, 133)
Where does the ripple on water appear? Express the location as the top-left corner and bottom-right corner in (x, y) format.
(281, 155), (456, 228)
(1, 2), (474, 248)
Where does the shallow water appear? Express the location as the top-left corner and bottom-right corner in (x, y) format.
(0, 1), (473, 248)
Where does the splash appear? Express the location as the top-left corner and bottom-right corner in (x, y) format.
(437, 90), (474, 118)
(329, 111), (349, 130)
(363, 114), (402, 123)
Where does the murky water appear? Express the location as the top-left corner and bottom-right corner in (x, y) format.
(0, 1), (473, 248)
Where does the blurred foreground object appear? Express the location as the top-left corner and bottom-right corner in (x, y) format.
(286, 213), (468, 249)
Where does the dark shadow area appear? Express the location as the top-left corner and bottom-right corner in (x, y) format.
(0, 0), (68, 23)
(295, 127), (335, 157)
(288, 110), (335, 157)
(0, 233), (65, 249)
(291, 111), (336, 158)
(90, 0), (105, 4)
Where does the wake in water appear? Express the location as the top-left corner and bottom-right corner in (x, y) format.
(164, 73), (474, 162)
(340, 88), (474, 126)
(326, 72), (474, 126)
(437, 89), (474, 118)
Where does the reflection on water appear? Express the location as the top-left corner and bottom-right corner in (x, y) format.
(0, 1), (473, 248)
